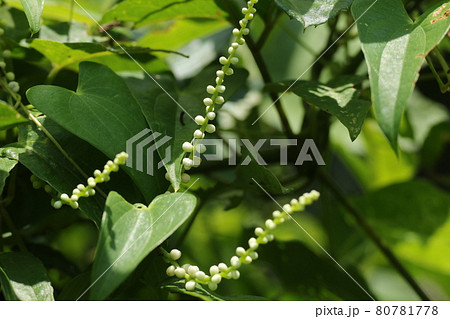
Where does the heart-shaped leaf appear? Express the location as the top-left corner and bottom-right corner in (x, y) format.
(89, 191), (197, 300)
(27, 62), (164, 202)
(352, 0), (450, 151)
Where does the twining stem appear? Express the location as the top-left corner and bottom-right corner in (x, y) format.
(318, 170), (431, 301)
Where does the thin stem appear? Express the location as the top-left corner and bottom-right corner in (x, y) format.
(246, 36), (294, 137)
(426, 56), (447, 93)
(0, 206), (27, 252)
(256, 2), (281, 50)
(433, 48), (450, 84)
(318, 170), (431, 301)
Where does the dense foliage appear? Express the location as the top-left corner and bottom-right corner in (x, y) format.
(0, 0), (449, 301)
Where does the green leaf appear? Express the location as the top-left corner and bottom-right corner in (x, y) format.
(7, 0), (117, 25)
(137, 18), (228, 50)
(0, 100), (29, 131)
(90, 191), (197, 300)
(18, 0), (43, 34)
(0, 252), (54, 301)
(267, 78), (371, 140)
(28, 40), (165, 79)
(0, 156), (17, 195)
(27, 62), (164, 203)
(102, 0), (228, 26)
(354, 180), (450, 239)
(352, 0), (450, 150)
(275, 0), (353, 28)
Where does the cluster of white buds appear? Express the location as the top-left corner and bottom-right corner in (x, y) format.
(51, 152), (128, 209)
(179, 0), (259, 183)
(164, 189), (320, 292)
(0, 48), (20, 94)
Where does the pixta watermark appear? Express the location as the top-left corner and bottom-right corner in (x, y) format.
(126, 130), (325, 176)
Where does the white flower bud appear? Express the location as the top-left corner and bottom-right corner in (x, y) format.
(174, 267), (186, 278)
(70, 201), (79, 209)
(219, 56), (228, 65)
(166, 265), (175, 276)
(230, 256), (241, 268)
(230, 57), (239, 64)
(77, 184), (85, 191)
(239, 19), (248, 27)
(206, 85), (216, 94)
(247, 13), (254, 20)
(254, 227), (264, 236)
(53, 201), (62, 209)
(88, 189), (95, 196)
(87, 177), (96, 187)
(243, 256), (252, 264)
(182, 264), (191, 271)
(216, 70), (225, 78)
(272, 210), (281, 218)
(185, 280), (196, 291)
(265, 219), (276, 230)
(217, 85), (226, 93)
(181, 173), (190, 184)
(283, 204), (292, 213)
(208, 282), (218, 291)
(249, 251), (258, 260)
(188, 265), (200, 277)
(290, 199), (299, 207)
(203, 97), (213, 106)
(232, 28), (240, 36)
(206, 112), (216, 120)
(195, 115), (206, 125)
(218, 263), (228, 272)
(209, 265), (219, 275)
(60, 193), (70, 201)
(242, 8), (248, 14)
(196, 271), (206, 281)
(248, 237), (259, 249)
(231, 42), (239, 49)
(236, 247), (246, 256)
(195, 143), (206, 153)
(5, 72), (15, 81)
(205, 124), (216, 133)
(215, 96), (224, 104)
(182, 158), (193, 169)
(230, 270), (240, 279)
(242, 28), (250, 35)
(193, 130), (204, 139)
(225, 68), (234, 76)
(182, 142), (194, 152)
(211, 274), (222, 284)
(266, 234), (275, 241)
(169, 249), (182, 261)
(192, 156), (202, 166)
(71, 195), (79, 201)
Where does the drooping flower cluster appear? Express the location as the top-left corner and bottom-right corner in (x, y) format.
(163, 190), (320, 291)
(52, 152), (128, 209)
(180, 0), (259, 183)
